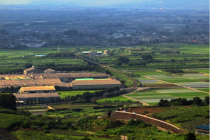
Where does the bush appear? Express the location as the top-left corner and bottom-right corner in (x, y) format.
(22, 121), (31, 128)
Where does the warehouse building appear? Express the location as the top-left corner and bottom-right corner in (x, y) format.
(18, 86), (56, 94)
(71, 79), (121, 89)
(196, 125), (209, 135)
(44, 68), (57, 73)
(13, 93), (60, 102)
(0, 78), (62, 90)
(24, 66), (43, 74)
(29, 73), (109, 82)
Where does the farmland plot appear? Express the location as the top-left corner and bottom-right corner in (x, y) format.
(190, 69), (209, 74)
(176, 82), (209, 88)
(196, 88), (209, 93)
(127, 89), (209, 105)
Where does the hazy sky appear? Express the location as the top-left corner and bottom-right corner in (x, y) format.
(0, 0), (146, 5)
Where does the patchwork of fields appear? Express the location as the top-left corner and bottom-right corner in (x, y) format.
(126, 69), (209, 105)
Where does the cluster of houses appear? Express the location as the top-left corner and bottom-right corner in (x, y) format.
(0, 66), (121, 102)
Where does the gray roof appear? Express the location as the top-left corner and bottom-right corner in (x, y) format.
(196, 125), (209, 131)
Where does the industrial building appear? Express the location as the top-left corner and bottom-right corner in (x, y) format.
(0, 78), (64, 90)
(71, 79), (121, 90)
(1, 67), (122, 102)
(13, 93), (60, 102)
(18, 86), (56, 94)
(23, 66), (43, 74)
(28, 72), (108, 82)
(44, 68), (57, 73)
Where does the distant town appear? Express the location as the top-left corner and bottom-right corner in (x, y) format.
(0, 7), (208, 49)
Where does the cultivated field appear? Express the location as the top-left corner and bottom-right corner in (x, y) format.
(124, 69), (209, 105)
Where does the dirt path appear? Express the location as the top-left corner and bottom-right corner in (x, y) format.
(120, 135), (128, 140)
(122, 87), (150, 106)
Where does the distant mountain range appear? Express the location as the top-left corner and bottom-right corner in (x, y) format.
(29, 0), (208, 10)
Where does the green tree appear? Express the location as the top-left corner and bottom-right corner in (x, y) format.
(184, 132), (196, 140)
(0, 94), (17, 111)
(141, 54), (153, 61)
(23, 63), (33, 68)
(116, 56), (129, 64)
(82, 92), (91, 101)
(193, 97), (202, 106)
(158, 99), (170, 107)
(204, 96), (209, 105)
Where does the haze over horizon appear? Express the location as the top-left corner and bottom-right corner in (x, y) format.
(0, 0), (146, 5)
(0, 0), (208, 9)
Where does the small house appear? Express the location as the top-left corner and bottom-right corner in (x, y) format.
(196, 125), (209, 135)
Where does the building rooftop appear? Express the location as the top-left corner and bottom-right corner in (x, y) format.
(24, 66), (35, 72)
(71, 79), (121, 86)
(75, 78), (94, 81)
(20, 86), (56, 91)
(44, 68), (56, 73)
(14, 93), (60, 99)
(0, 78), (62, 88)
(30, 73), (108, 79)
(196, 125), (210, 131)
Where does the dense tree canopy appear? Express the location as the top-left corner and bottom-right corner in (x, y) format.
(141, 54), (153, 61)
(0, 94), (17, 111)
(46, 52), (75, 58)
(116, 56), (129, 65)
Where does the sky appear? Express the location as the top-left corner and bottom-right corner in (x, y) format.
(0, 0), (146, 5)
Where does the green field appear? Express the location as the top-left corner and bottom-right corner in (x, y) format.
(96, 96), (133, 103)
(190, 69), (209, 74)
(196, 88), (209, 93)
(58, 90), (102, 98)
(0, 113), (27, 129)
(127, 89), (209, 104)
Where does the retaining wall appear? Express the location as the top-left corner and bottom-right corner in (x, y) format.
(110, 111), (184, 133)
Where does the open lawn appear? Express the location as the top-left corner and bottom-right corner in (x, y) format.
(58, 90), (102, 98)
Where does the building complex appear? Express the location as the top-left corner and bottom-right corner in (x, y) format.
(0, 66), (121, 102)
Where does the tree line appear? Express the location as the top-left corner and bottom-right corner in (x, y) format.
(46, 52), (75, 58)
(158, 97), (209, 107)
